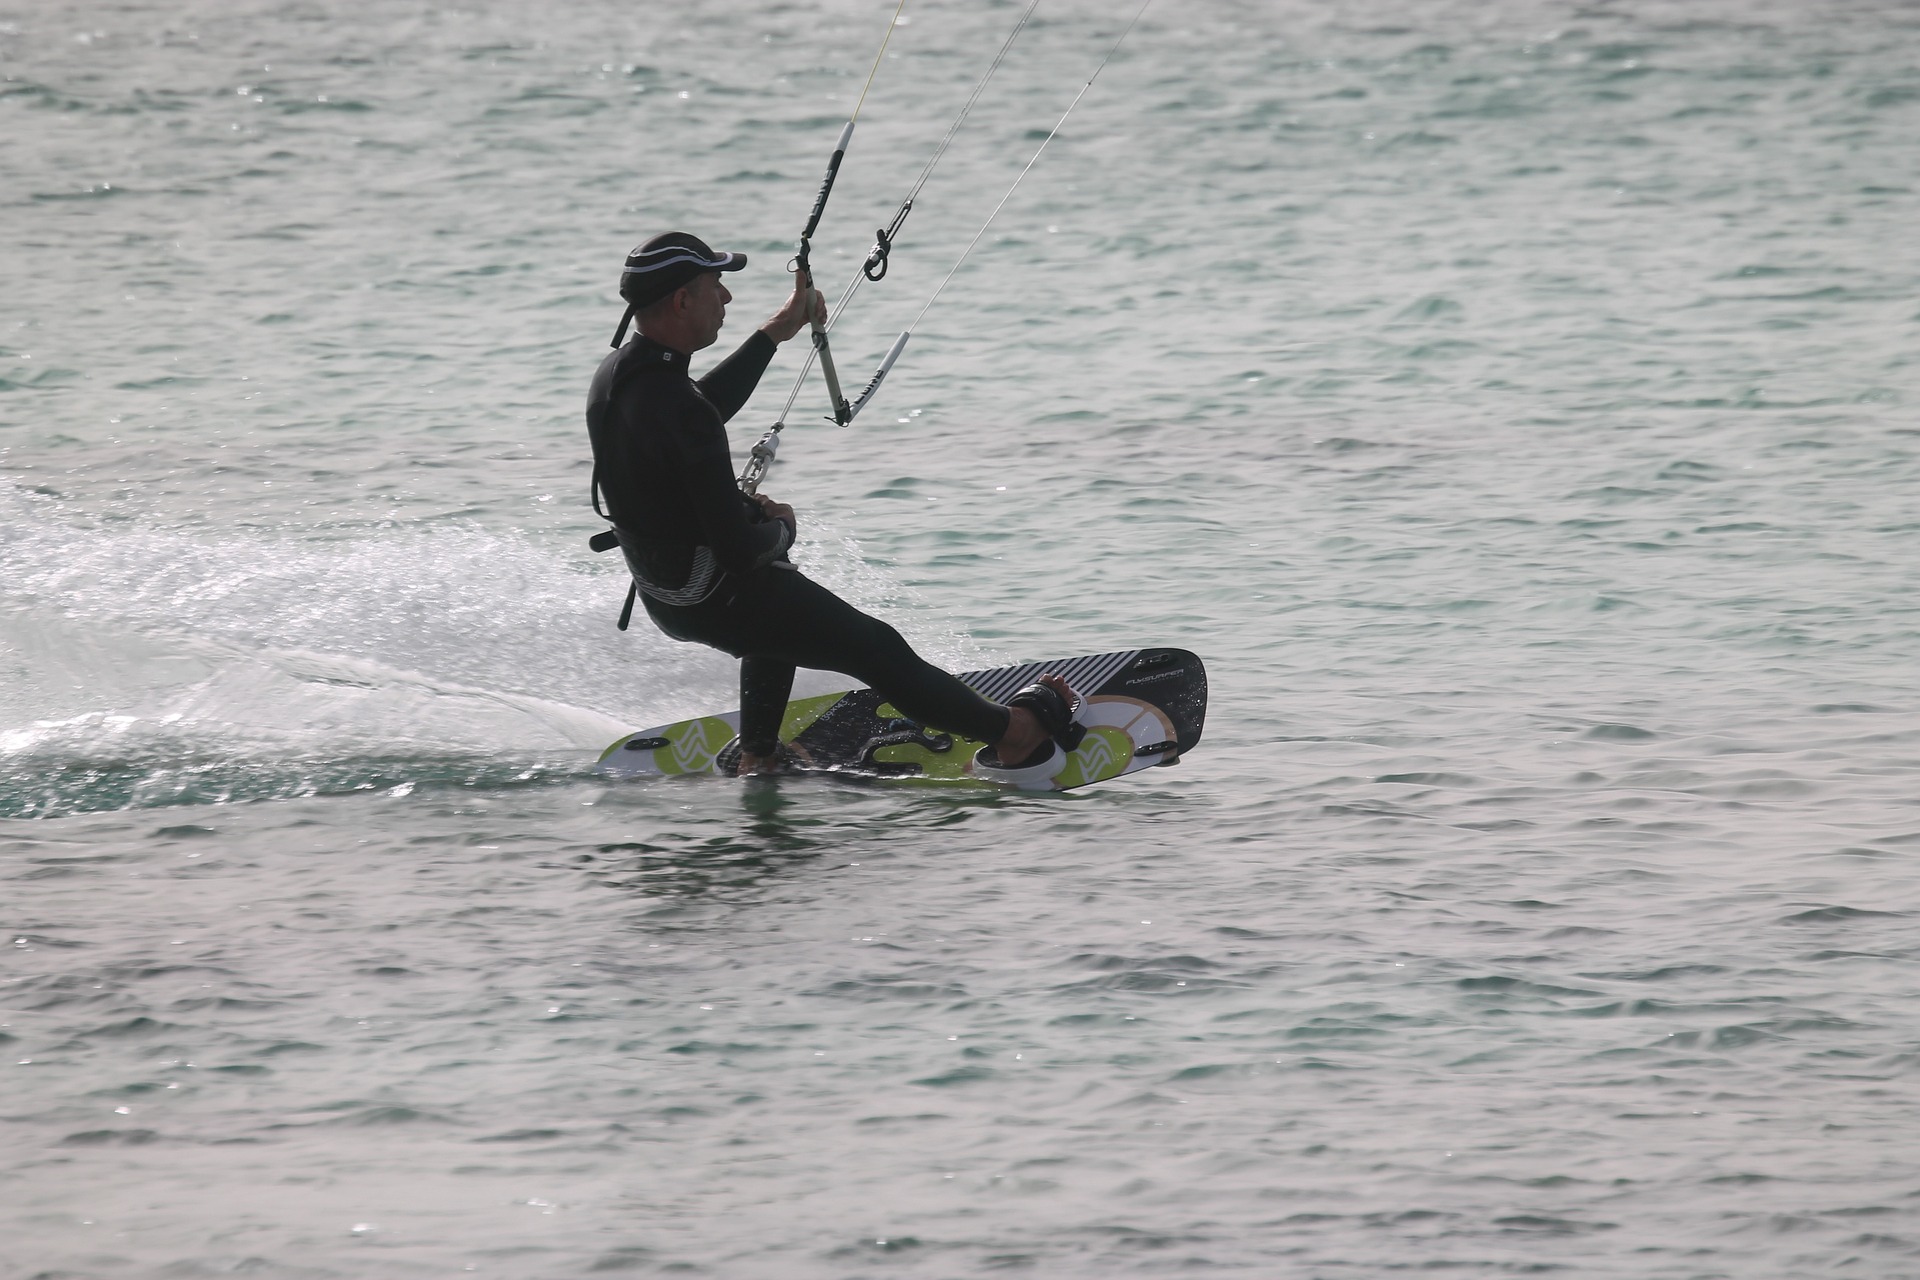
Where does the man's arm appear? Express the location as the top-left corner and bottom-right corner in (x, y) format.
(671, 399), (793, 574)
(697, 331), (777, 422)
(693, 278), (828, 422)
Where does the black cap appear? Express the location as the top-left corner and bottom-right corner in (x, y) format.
(619, 231), (747, 309)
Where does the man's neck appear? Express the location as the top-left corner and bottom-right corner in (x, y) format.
(636, 324), (693, 357)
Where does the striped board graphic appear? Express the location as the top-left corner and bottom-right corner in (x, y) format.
(955, 650), (1142, 706)
(595, 647), (1207, 791)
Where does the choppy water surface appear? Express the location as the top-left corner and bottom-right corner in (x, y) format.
(5, 0), (1920, 1275)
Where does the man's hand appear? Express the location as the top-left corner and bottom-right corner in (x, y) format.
(750, 492), (796, 535)
(759, 275), (828, 345)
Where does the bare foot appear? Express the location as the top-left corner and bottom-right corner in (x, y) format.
(736, 751), (780, 776)
(991, 673), (1078, 766)
(735, 742), (814, 777)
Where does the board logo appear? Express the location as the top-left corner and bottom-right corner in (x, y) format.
(1056, 725), (1131, 789)
(660, 717), (731, 775)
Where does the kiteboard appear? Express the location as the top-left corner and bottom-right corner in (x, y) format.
(595, 648), (1206, 791)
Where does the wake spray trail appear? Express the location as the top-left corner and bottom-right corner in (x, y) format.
(0, 489), (987, 817)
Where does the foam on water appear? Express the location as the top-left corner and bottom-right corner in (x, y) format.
(0, 483), (988, 817)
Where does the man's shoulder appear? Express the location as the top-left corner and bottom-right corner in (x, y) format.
(597, 337), (678, 379)
(592, 339), (689, 403)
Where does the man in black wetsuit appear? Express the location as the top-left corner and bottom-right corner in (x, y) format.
(586, 231), (1080, 780)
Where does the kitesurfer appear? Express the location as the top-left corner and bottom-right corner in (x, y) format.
(587, 231), (1082, 782)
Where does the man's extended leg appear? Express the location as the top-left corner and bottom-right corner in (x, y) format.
(739, 569), (1009, 743)
(644, 565), (1064, 769)
(648, 566), (1008, 740)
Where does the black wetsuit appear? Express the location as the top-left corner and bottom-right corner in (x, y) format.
(587, 331), (1011, 757)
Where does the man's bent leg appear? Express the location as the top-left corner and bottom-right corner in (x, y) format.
(739, 655), (796, 757)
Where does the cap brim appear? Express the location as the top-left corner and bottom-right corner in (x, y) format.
(623, 248), (747, 278)
(619, 243), (749, 308)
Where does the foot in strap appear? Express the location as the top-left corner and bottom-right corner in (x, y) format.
(972, 675), (1086, 788)
(1017, 675), (1088, 753)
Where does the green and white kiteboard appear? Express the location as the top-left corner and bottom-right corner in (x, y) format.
(595, 648), (1207, 791)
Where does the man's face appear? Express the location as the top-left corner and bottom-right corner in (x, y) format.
(681, 271), (730, 350)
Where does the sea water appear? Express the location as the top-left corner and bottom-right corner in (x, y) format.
(4, 0), (1919, 1275)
